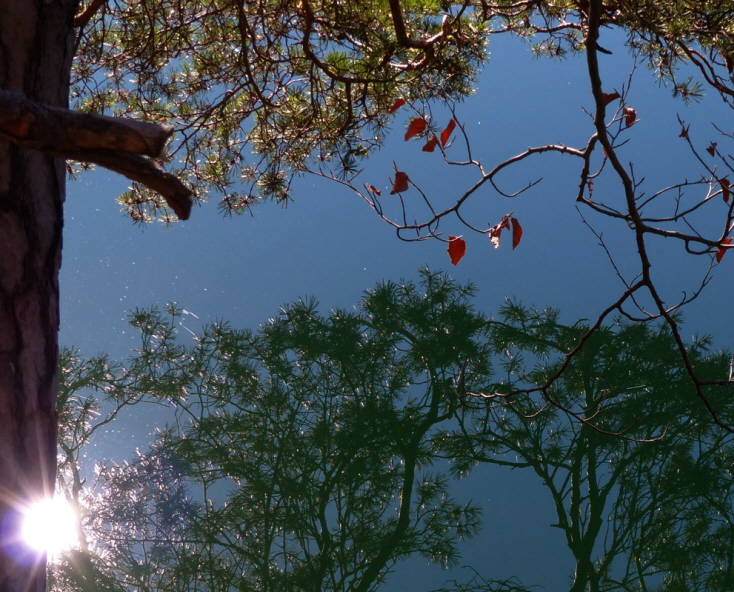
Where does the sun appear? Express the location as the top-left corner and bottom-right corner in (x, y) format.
(21, 497), (78, 558)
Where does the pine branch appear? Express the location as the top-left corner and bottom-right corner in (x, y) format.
(74, 0), (106, 29)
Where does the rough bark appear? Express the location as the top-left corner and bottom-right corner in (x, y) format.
(0, 1), (77, 591)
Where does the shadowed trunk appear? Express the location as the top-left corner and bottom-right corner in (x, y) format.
(0, 1), (77, 590)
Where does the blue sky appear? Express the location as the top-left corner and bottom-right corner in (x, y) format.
(60, 30), (733, 590)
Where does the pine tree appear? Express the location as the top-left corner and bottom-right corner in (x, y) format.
(2, 2), (734, 589)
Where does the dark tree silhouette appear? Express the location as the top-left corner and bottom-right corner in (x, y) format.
(53, 272), (734, 592)
(444, 302), (734, 591)
(53, 273), (497, 592)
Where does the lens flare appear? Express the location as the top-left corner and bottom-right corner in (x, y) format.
(21, 497), (78, 558)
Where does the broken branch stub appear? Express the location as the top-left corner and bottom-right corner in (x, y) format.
(0, 89), (192, 220)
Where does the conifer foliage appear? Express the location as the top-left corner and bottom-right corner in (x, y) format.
(55, 272), (734, 592)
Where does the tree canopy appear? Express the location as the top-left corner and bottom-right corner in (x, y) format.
(3, 2), (734, 589)
(64, 0), (734, 429)
(446, 302), (734, 590)
(53, 271), (734, 592)
(65, 0), (734, 218)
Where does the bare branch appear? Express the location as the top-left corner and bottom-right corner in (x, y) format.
(0, 89), (192, 219)
(62, 150), (193, 221)
(388, 0), (441, 50)
(0, 89), (172, 157)
(74, 0), (106, 29)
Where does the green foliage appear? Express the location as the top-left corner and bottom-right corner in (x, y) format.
(70, 0), (734, 220)
(73, 0), (488, 219)
(440, 301), (734, 591)
(56, 270), (490, 592)
(54, 271), (734, 592)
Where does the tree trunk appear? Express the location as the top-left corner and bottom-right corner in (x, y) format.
(0, 1), (76, 590)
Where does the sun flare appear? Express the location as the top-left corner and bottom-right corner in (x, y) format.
(21, 497), (78, 557)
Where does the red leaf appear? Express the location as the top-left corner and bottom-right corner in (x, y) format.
(387, 98), (406, 114)
(447, 236), (466, 265)
(679, 126), (688, 139)
(511, 217), (523, 249)
(364, 183), (381, 196)
(489, 214), (512, 249)
(440, 119), (457, 146)
(603, 91), (620, 106)
(717, 237), (733, 263)
(390, 171), (410, 194)
(623, 107), (637, 128)
(707, 142), (718, 156)
(721, 178), (730, 203)
(405, 117), (427, 141)
(422, 135), (439, 152)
